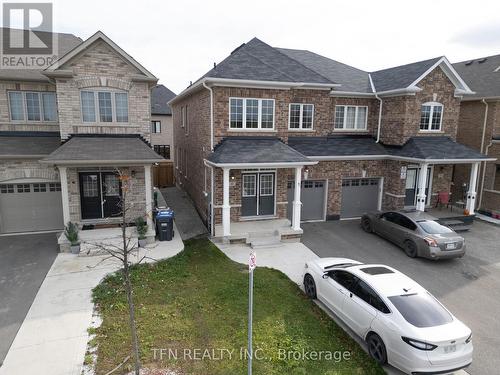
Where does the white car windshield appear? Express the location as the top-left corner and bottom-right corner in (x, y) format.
(417, 220), (454, 234)
(388, 292), (453, 328)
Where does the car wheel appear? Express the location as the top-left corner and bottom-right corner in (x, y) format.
(366, 333), (387, 365)
(361, 217), (373, 233)
(403, 240), (418, 258)
(303, 274), (317, 299)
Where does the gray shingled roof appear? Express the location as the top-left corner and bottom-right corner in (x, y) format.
(151, 84), (176, 115)
(277, 48), (372, 93)
(207, 137), (311, 165)
(0, 28), (82, 81)
(453, 55), (500, 99)
(201, 38), (335, 85)
(288, 136), (386, 156)
(42, 136), (164, 163)
(370, 57), (442, 92)
(0, 132), (61, 157)
(385, 137), (489, 160)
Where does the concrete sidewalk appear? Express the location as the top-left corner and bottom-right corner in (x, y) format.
(0, 225), (184, 375)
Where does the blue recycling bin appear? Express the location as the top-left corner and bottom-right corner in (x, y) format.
(155, 208), (174, 241)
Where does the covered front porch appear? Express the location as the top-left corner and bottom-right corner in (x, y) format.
(205, 137), (317, 242)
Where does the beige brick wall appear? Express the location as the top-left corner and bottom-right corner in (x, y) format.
(0, 160), (59, 182)
(56, 40), (152, 141)
(151, 114), (173, 160)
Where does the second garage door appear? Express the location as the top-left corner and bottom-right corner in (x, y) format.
(287, 180), (326, 222)
(340, 178), (381, 218)
(0, 182), (64, 234)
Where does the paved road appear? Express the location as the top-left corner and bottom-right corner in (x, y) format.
(160, 187), (208, 240)
(0, 233), (58, 365)
(302, 219), (500, 375)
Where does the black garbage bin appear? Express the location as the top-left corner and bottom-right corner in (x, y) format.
(156, 208), (174, 241)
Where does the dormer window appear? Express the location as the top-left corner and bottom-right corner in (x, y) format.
(420, 102), (443, 131)
(80, 90), (129, 123)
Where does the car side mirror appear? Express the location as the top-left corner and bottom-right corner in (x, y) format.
(322, 273), (329, 279)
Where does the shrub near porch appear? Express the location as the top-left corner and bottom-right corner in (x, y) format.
(92, 239), (384, 375)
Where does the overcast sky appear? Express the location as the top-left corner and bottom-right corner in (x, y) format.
(42, 0), (500, 93)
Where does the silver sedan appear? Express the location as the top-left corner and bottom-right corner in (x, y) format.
(361, 210), (466, 259)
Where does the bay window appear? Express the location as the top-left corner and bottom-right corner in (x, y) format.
(229, 98), (275, 129)
(80, 90), (129, 123)
(8, 91), (57, 122)
(420, 102), (443, 131)
(289, 103), (314, 130)
(334, 105), (367, 130)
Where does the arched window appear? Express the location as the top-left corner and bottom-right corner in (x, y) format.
(420, 102), (443, 131)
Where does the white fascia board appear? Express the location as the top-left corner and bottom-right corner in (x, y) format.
(376, 86), (422, 97)
(330, 91), (375, 98)
(44, 31), (157, 80)
(310, 155), (387, 161)
(409, 57), (474, 94)
(308, 155), (496, 163)
(204, 159), (318, 168)
(40, 159), (163, 166)
(169, 77), (339, 105)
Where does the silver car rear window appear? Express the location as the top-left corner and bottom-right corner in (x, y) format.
(418, 220), (454, 234)
(388, 292), (453, 328)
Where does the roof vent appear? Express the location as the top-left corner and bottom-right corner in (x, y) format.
(478, 58), (487, 64)
(231, 43), (246, 55)
(465, 60), (474, 66)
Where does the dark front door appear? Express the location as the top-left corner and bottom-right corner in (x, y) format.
(79, 172), (122, 220)
(79, 173), (102, 220)
(241, 172), (275, 217)
(404, 167), (431, 207)
(102, 173), (121, 217)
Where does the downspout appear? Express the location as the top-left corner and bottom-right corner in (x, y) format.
(478, 99), (490, 210)
(369, 74), (383, 143)
(202, 81), (214, 151)
(202, 81), (215, 235)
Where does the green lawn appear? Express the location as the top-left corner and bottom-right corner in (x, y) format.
(91, 238), (384, 375)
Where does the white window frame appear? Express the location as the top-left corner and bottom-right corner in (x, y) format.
(419, 102), (443, 132)
(8, 90), (58, 122)
(181, 106), (186, 128)
(242, 174), (257, 197)
(228, 97), (275, 130)
(151, 120), (161, 133)
(288, 103), (314, 130)
(334, 105), (368, 131)
(80, 89), (129, 124)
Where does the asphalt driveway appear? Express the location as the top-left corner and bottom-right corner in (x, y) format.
(0, 233), (58, 365)
(302, 219), (500, 375)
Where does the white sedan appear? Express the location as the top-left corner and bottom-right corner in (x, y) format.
(303, 258), (473, 374)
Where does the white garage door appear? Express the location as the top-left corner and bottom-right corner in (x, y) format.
(0, 182), (64, 234)
(340, 178), (381, 218)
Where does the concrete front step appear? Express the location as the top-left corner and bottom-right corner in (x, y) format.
(250, 238), (283, 249)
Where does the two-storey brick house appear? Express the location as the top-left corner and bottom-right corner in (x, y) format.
(453, 55), (500, 217)
(171, 38), (492, 240)
(0, 30), (162, 241)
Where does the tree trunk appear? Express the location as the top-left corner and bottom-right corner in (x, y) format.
(124, 262), (141, 375)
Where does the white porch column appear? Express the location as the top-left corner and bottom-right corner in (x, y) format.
(466, 162), (480, 214)
(58, 166), (70, 225)
(222, 168), (231, 237)
(415, 163), (429, 212)
(144, 165), (154, 232)
(292, 166), (302, 230)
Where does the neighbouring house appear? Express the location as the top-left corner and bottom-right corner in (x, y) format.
(452, 55), (500, 217)
(170, 38), (493, 241)
(0, 29), (163, 245)
(151, 84), (176, 161)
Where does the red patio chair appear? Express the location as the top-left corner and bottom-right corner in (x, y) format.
(435, 191), (451, 210)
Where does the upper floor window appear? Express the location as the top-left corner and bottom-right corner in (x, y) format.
(80, 90), (128, 123)
(181, 106), (188, 134)
(151, 120), (161, 133)
(8, 91), (57, 122)
(420, 102), (443, 131)
(154, 145), (170, 159)
(289, 103), (314, 130)
(229, 98), (274, 130)
(334, 105), (367, 130)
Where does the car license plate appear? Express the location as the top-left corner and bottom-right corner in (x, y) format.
(444, 344), (456, 353)
(446, 243), (456, 250)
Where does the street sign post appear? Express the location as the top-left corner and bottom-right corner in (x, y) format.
(248, 251), (256, 375)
